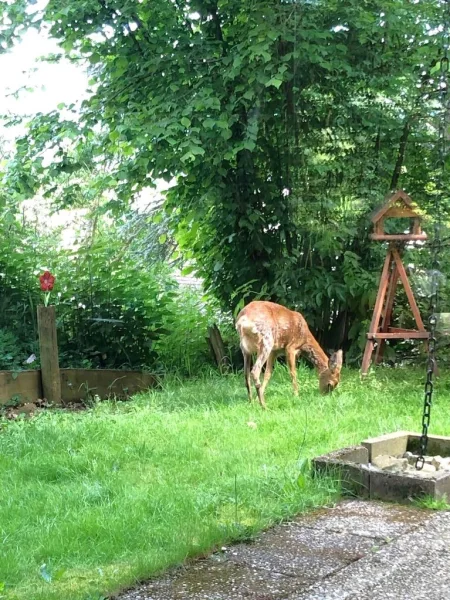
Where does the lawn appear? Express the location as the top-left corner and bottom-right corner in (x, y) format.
(1, 365), (450, 600)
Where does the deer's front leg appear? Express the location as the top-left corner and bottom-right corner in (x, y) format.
(285, 346), (299, 396)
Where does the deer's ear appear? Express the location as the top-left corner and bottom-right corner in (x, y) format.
(328, 350), (343, 373)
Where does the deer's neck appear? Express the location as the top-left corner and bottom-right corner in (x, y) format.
(303, 334), (329, 373)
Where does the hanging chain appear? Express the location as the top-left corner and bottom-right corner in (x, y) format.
(416, 3), (449, 470)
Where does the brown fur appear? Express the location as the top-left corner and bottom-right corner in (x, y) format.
(236, 300), (343, 408)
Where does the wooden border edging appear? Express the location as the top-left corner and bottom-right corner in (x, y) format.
(0, 369), (157, 406)
(60, 369), (157, 402)
(0, 370), (42, 406)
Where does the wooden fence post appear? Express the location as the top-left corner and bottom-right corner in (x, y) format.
(37, 305), (61, 404)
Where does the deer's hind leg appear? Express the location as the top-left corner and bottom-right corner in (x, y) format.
(242, 350), (253, 402)
(260, 352), (276, 400)
(251, 338), (273, 409)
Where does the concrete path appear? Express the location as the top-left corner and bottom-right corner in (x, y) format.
(117, 500), (450, 600)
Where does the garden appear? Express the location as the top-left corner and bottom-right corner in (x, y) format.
(3, 369), (450, 600)
(0, 0), (450, 599)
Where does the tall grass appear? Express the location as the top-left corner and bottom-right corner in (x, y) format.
(1, 365), (449, 600)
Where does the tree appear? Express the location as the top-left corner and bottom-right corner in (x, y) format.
(1, 0), (447, 356)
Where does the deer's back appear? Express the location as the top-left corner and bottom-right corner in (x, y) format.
(236, 301), (308, 351)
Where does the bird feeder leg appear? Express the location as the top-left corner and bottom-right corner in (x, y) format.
(375, 265), (399, 364)
(361, 248), (393, 375)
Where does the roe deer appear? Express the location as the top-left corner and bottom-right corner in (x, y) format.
(236, 300), (343, 408)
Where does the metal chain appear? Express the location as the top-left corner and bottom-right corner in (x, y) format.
(416, 2), (449, 470)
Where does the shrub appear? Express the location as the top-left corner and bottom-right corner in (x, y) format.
(153, 286), (238, 377)
(0, 217), (178, 370)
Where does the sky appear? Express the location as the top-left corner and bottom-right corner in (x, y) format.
(0, 23), (94, 244)
(0, 27), (89, 141)
(0, 7), (173, 198)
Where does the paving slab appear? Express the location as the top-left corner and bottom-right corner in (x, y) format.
(119, 522), (375, 600)
(117, 500), (442, 600)
(293, 511), (450, 600)
(296, 499), (429, 539)
(226, 522), (375, 579)
(121, 559), (301, 600)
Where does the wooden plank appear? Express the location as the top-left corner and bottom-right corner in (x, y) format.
(367, 249), (393, 336)
(362, 250), (393, 375)
(367, 332), (429, 340)
(60, 369), (157, 402)
(0, 369), (159, 406)
(0, 370), (42, 406)
(381, 266), (398, 331)
(383, 207), (419, 218)
(37, 305), (61, 404)
(388, 327), (423, 334)
(394, 190), (414, 204)
(375, 266), (399, 364)
(361, 339), (375, 375)
(370, 233), (428, 241)
(374, 220), (384, 235)
(392, 248), (427, 331)
(413, 218), (422, 235)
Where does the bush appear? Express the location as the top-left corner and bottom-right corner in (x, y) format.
(0, 328), (35, 370)
(0, 216), (178, 370)
(153, 286), (238, 376)
(0, 212), (239, 375)
(53, 229), (178, 369)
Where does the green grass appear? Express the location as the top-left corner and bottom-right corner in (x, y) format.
(1, 365), (450, 600)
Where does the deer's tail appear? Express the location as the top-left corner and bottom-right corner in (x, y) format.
(235, 314), (258, 335)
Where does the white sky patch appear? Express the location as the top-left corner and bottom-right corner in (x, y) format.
(132, 179), (177, 213)
(0, 28), (89, 140)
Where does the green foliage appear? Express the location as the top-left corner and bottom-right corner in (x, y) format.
(1, 0), (450, 361)
(414, 495), (450, 511)
(0, 329), (29, 370)
(54, 228), (177, 369)
(119, 205), (178, 265)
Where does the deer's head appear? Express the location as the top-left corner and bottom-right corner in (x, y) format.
(319, 350), (343, 394)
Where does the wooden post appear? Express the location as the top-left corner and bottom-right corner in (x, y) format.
(207, 324), (230, 373)
(391, 248), (427, 331)
(37, 305), (61, 404)
(361, 249), (392, 376)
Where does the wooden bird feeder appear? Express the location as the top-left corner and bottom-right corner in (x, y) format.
(369, 189), (427, 242)
(361, 190), (429, 375)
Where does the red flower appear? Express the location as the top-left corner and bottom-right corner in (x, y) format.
(39, 271), (55, 292)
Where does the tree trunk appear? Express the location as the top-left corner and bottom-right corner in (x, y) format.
(390, 118), (411, 190)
